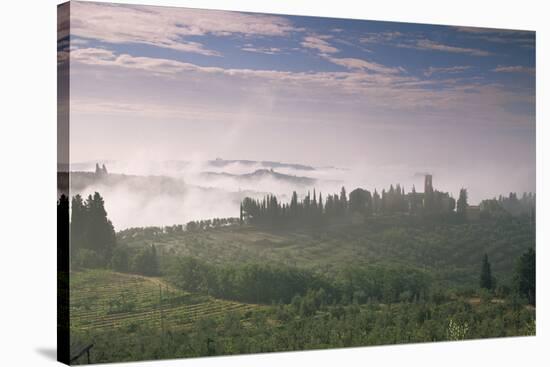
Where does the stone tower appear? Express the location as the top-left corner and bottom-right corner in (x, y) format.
(424, 174), (433, 194)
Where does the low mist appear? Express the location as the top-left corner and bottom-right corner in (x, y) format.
(69, 158), (535, 231)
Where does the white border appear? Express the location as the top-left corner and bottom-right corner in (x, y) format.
(0, 0), (546, 366)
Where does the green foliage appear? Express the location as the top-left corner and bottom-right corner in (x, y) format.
(73, 249), (103, 269)
(514, 248), (535, 305)
(169, 257), (333, 304)
(70, 187), (536, 364)
(457, 188), (468, 218)
(72, 282), (535, 364)
(131, 245), (160, 276)
(447, 319), (469, 341)
(71, 192), (116, 266)
(480, 253), (494, 290)
(111, 245), (130, 272)
(337, 265), (431, 304)
(241, 183), (460, 229)
(349, 188), (373, 217)
(119, 213), (534, 292)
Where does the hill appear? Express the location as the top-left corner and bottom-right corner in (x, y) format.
(118, 215), (534, 289)
(201, 168), (317, 186)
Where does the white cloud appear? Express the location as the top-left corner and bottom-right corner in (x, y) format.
(300, 34), (403, 74)
(71, 2), (301, 56)
(400, 39), (492, 56)
(360, 31), (493, 57)
(322, 55), (403, 74)
(241, 45), (283, 55)
(424, 65), (471, 77)
(454, 26), (528, 35)
(454, 26), (535, 48)
(70, 46), (533, 120)
(301, 35), (339, 53)
(492, 65), (535, 75)
(71, 47), (415, 90)
(360, 31), (404, 44)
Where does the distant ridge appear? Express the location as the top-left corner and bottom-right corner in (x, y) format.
(201, 169), (316, 186)
(69, 159), (317, 172)
(208, 159), (315, 171)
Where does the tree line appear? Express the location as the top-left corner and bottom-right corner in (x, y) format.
(241, 184), (535, 229)
(167, 256), (431, 306)
(479, 250), (535, 305)
(61, 192), (160, 275)
(240, 184), (459, 229)
(480, 192), (536, 219)
(166, 250), (535, 307)
(70, 192), (116, 267)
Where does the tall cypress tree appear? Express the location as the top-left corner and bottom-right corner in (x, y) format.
(457, 188), (468, 218)
(85, 192), (116, 263)
(340, 186), (347, 213)
(515, 248), (535, 305)
(480, 253), (493, 290)
(70, 194), (86, 251)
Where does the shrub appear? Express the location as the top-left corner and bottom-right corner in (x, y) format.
(111, 245), (130, 272)
(73, 249), (103, 269)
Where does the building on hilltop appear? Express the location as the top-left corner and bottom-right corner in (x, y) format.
(405, 174), (455, 215)
(424, 174), (433, 194)
(465, 205), (481, 221)
(95, 163), (108, 177)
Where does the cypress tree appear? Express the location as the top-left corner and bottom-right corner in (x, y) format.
(457, 188), (468, 217)
(480, 253), (493, 290)
(515, 248), (536, 305)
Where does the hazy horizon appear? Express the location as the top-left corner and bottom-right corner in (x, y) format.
(61, 1), (536, 228)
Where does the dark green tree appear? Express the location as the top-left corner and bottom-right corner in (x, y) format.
(514, 248), (535, 305)
(239, 203), (243, 225)
(349, 188), (372, 215)
(85, 192), (116, 263)
(70, 194), (86, 251)
(457, 188), (468, 218)
(340, 186), (348, 212)
(111, 245), (130, 272)
(131, 244), (159, 276)
(480, 253), (493, 290)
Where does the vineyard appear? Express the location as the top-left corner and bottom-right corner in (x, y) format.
(70, 270), (262, 335)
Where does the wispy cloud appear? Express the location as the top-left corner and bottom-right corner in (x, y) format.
(454, 26), (529, 35)
(399, 39), (492, 56)
(361, 31), (492, 56)
(454, 26), (535, 48)
(492, 65), (535, 75)
(322, 55), (403, 74)
(300, 34), (403, 75)
(71, 2), (301, 56)
(241, 44), (282, 55)
(301, 35), (339, 53)
(360, 31), (404, 44)
(71, 46), (532, 119)
(66, 5), (535, 200)
(424, 65), (471, 77)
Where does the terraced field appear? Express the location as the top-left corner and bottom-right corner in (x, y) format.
(70, 270), (261, 334)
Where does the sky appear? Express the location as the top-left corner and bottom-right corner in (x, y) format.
(62, 1), (536, 202)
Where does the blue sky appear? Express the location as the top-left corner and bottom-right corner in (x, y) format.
(62, 1), (536, 201)
(71, 5), (535, 90)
